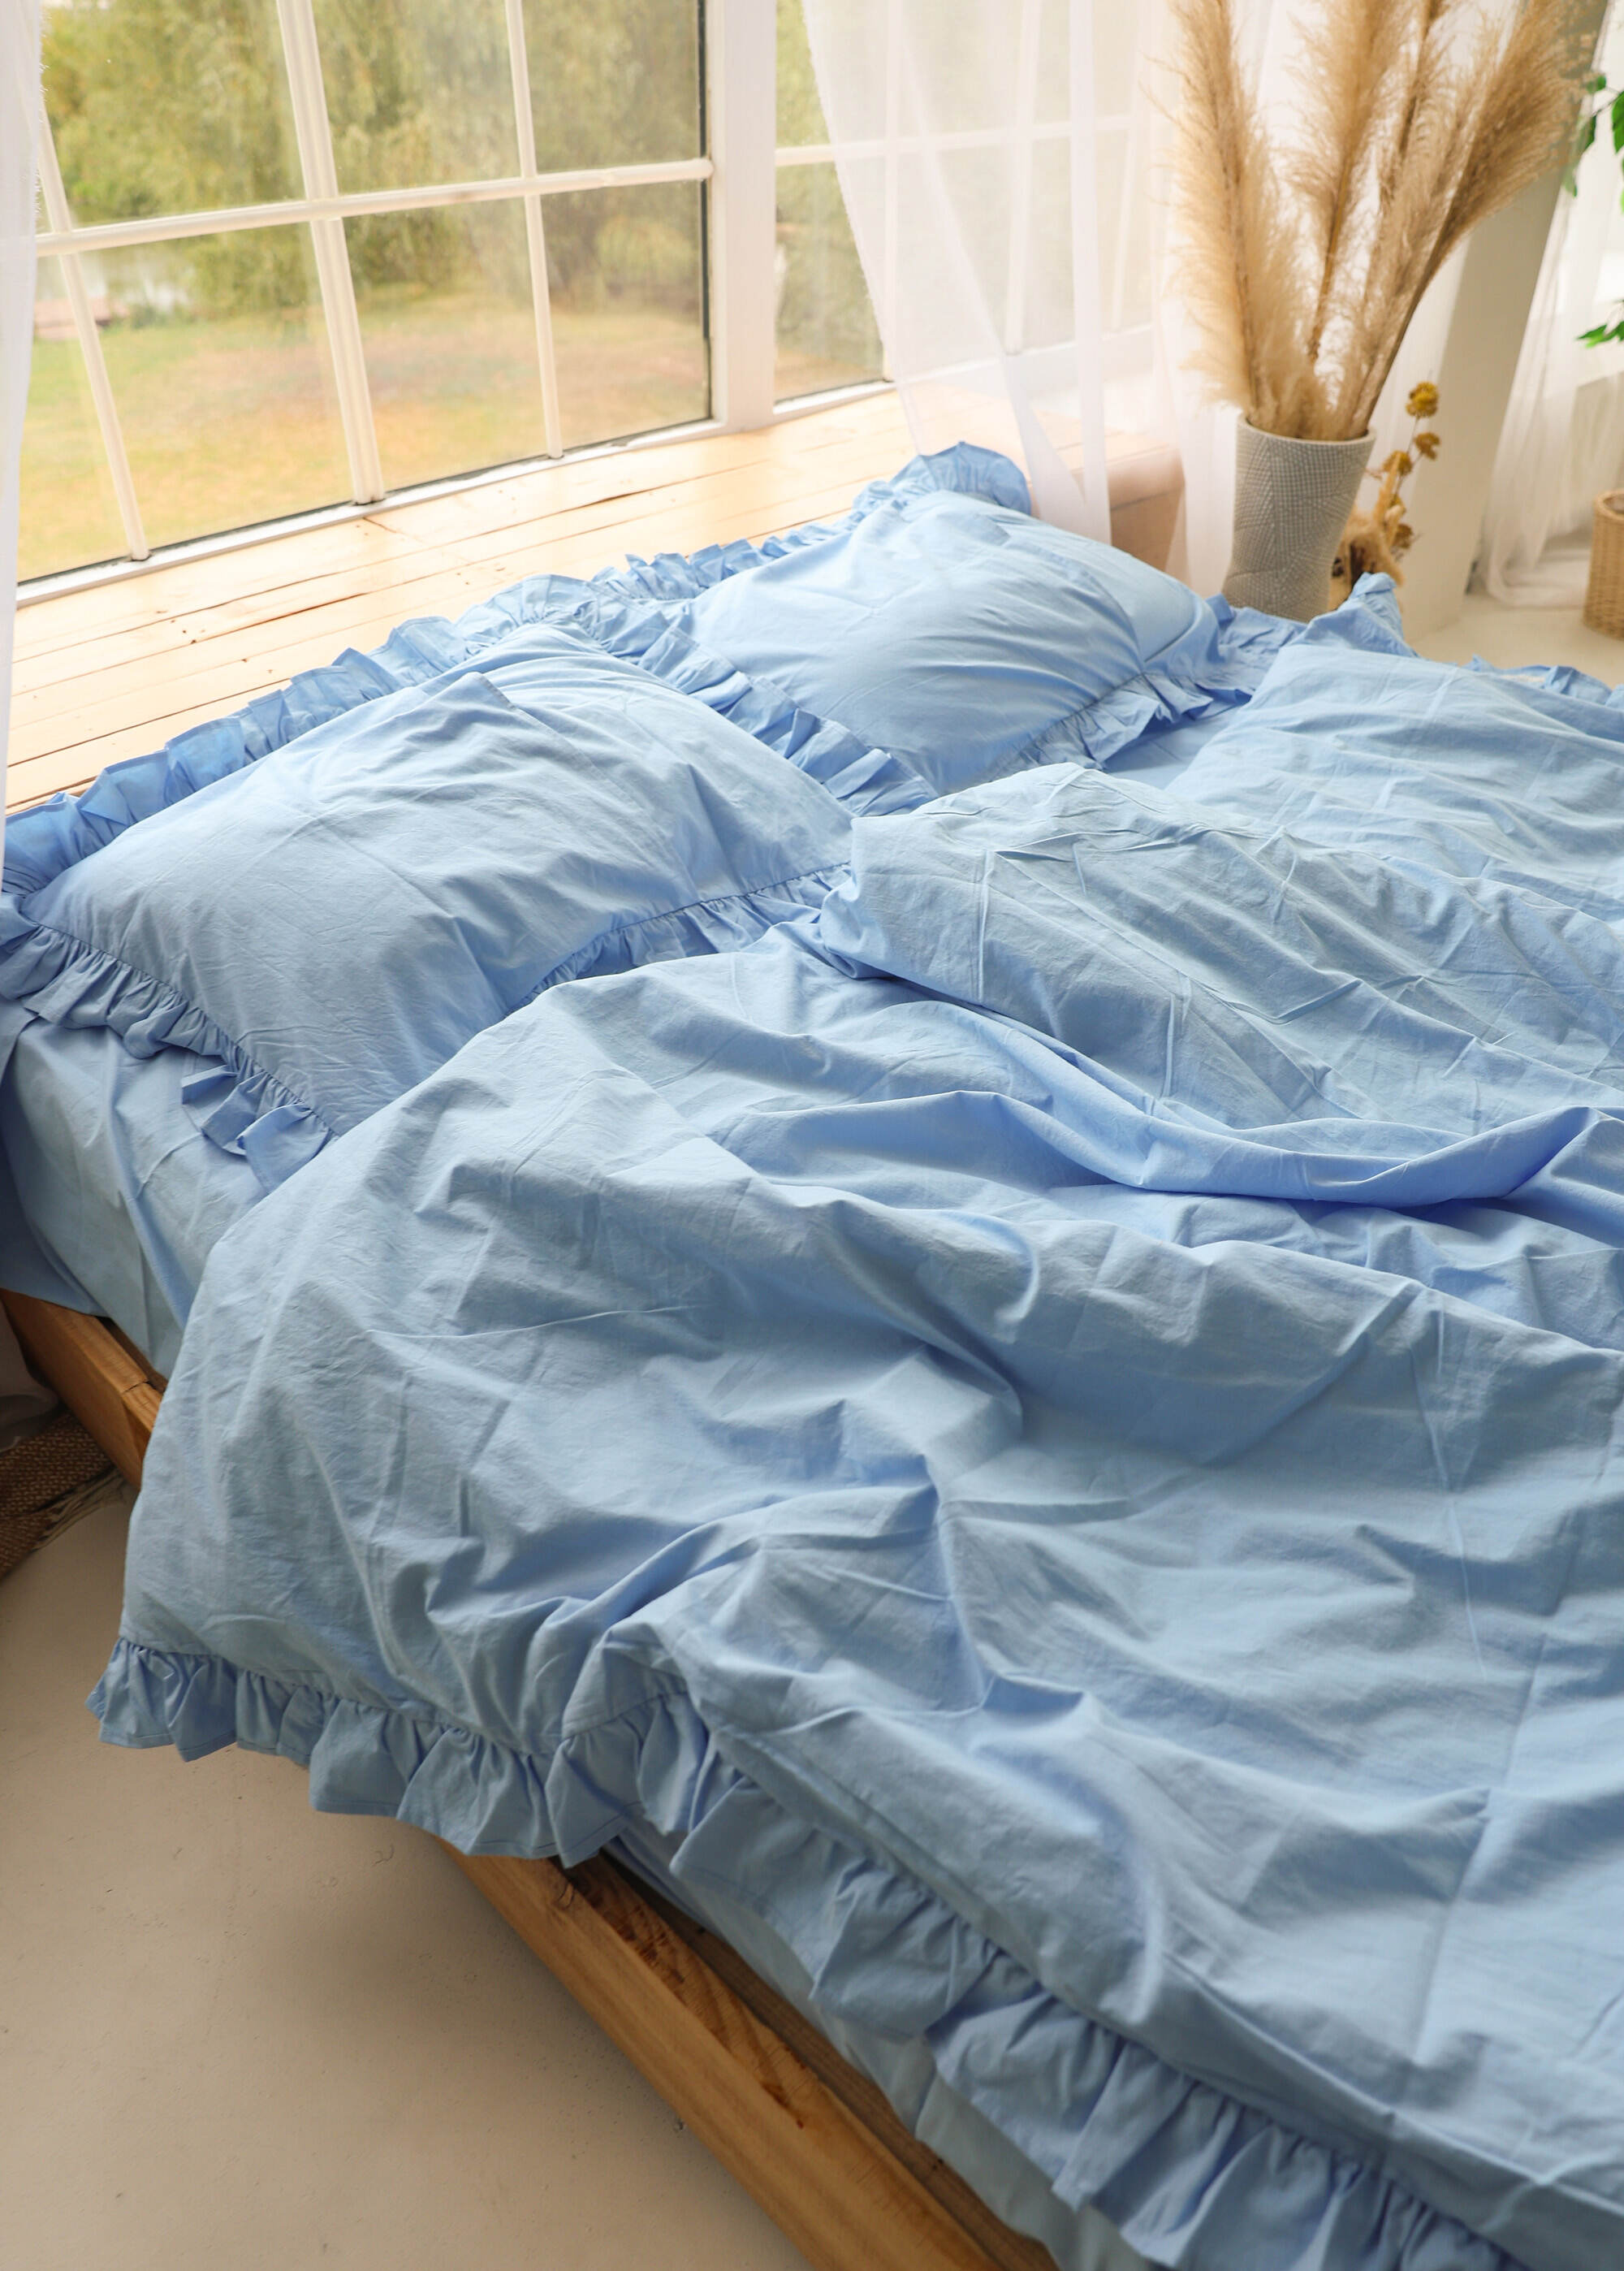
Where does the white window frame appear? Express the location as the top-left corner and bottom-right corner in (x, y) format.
(22, 0), (887, 594)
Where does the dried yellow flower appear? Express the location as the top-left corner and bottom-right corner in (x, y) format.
(1393, 522), (1415, 551)
(1412, 430), (1440, 459)
(1381, 448), (1415, 478)
(1406, 383), (1440, 418)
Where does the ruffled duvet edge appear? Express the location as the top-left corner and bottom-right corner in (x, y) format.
(93, 1634), (1522, 2271)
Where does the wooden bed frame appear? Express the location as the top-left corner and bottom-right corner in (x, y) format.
(3, 1285), (1057, 2271)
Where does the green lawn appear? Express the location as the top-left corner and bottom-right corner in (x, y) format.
(19, 288), (710, 582)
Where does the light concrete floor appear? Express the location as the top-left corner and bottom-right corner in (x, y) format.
(4, 588), (1618, 2271)
(0, 1487), (813, 2271)
(1409, 589), (1624, 679)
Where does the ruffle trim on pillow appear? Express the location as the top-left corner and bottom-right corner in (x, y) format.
(0, 440), (1025, 1193)
(527, 864), (850, 998)
(987, 601), (1306, 784)
(0, 908), (330, 1196)
(594, 439), (1034, 606)
(93, 1633), (1525, 2271)
(521, 581), (933, 815)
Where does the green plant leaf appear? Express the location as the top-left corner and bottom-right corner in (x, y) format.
(1608, 86), (1624, 152)
(1569, 109), (1600, 190)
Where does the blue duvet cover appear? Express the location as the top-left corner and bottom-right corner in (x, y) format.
(71, 568), (1624, 2271)
(10, 447), (1623, 2271)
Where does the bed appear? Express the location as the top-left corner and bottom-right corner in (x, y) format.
(6, 442), (1622, 2271)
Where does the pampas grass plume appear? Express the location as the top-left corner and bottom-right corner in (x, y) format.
(1168, 0), (1590, 439)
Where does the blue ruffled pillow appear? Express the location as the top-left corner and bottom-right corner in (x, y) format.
(666, 483), (1284, 799)
(0, 625), (849, 1192)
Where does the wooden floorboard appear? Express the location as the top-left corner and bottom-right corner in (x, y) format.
(6, 394), (914, 814)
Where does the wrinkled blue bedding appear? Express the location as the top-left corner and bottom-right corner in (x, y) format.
(82, 572), (1624, 2271)
(0, 445), (1287, 1336)
(12, 439), (1624, 2269)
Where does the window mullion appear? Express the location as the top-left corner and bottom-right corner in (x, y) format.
(882, 0), (901, 372)
(1003, 0), (1041, 357)
(34, 109), (149, 561)
(34, 163), (717, 263)
(503, 0), (564, 459)
(274, 0), (385, 504)
(706, 0), (777, 432)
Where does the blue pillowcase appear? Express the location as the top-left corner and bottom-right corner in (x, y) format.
(671, 484), (1281, 798)
(0, 627), (849, 1192)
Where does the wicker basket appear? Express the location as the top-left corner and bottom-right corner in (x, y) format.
(1583, 491), (1624, 638)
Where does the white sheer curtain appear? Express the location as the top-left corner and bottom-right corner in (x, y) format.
(1479, 6), (1624, 603)
(3, 0), (40, 833)
(799, 0), (1463, 595)
(798, 0), (1178, 556)
(1, 0), (50, 1443)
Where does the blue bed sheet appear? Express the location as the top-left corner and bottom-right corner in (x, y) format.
(93, 588), (1624, 2271)
(0, 1004), (255, 1371)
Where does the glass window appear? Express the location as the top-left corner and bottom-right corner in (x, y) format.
(908, 0), (1018, 137)
(18, 259), (127, 583)
(1018, 140), (1075, 353)
(348, 200), (551, 491)
(1035, 0), (1069, 127)
(42, 0), (300, 224)
(312, 0), (520, 192)
(776, 0), (828, 148)
(95, 228), (349, 551)
(546, 182), (709, 448)
(522, 0), (702, 172)
(1098, 123), (1153, 335)
(1094, 6), (1140, 119)
(23, 0), (719, 573)
(775, 164), (883, 401)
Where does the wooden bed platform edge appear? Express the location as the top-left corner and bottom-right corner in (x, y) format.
(1, 1286), (1055, 2271)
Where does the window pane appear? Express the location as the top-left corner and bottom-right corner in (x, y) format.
(19, 259), (127, 582)
(312, 0), (519, 192)
(42, 0), (300, 224)
(96, 229), (349, 550)
(775, 163), (882, 401)
(349, 201), (548, 491)
(1035, 0), (1069, 127)
(547, 182), (708, 448)
(909, 0), (1017, 136)
(1094, 5), (1140, 118)
(522, 1), (701, 171)
(776, 0), (828, 147)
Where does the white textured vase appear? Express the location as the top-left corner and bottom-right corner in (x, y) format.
(1221, 422), (1372, 622)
